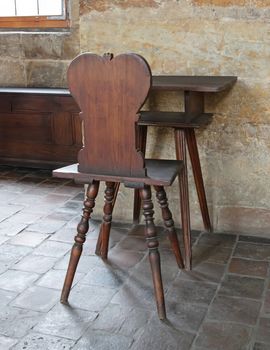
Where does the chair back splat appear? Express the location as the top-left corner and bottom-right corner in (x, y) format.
(67, 52), (151, 177)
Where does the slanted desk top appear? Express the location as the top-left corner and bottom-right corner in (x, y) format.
(151, 76), (237, 92)
(0, 76), (237, 95)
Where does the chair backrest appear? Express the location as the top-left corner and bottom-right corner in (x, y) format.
(68, 52), (152, 177)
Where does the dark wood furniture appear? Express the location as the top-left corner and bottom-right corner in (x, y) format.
(53, 52), (189, 320)
(0, 88), (81, 168)
(100, 75), (237, 270)
(135, 75), (237, 234)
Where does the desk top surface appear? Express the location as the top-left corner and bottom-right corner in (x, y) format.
(152, 75), (237, 92)
(0, 76), (237, 95)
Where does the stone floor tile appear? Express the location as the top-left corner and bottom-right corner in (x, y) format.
(179, 262), (225, 284)
(194, 321), (253, 350)
(19, 175), (45, 184)
(0, 261), (11, 274)
(11, 286), (59, 312)
(54, 253), (104, 273)
(8, 231), (49, 247)
(39, 194), (71, 206)
(0, 270), (39, 292)
(111, 278), (156, 310)
(192, 244), (233, 265)
(0, 235), (9, 245)
(197, 232), (236, 248)
(255, 318), (270, 344)
(80, 265), (128, 288)
(167, 279), (217, 306)
(0, 180), (26, 193)
(208, 295), (261, 325)
(91, 303), (150, 337)
(0, 191), (17, 204)
(132, 251), (179, 287)
(0, 335), (18, 350)
(117, 306), (151, 338)
(228, 258), (269, 278)
(33, 240), (71, 257)
(4, 211), (42, 225)
(131, 223), (155, 236)
(253, 342), (270, 350)
(166, 302), (208, 333)
(0, 244), (33, 264)
(0, 307), (41, 338)
(13, 254), (58, 274)
(68, 284), (116, 312)
(0, 220), (28, 237)
(82, 237), (106, 255)
(36, 269), (84, 290)
(45, 211), (78, 223)
(54, 203), (83, 216)
(130, 316), (195, 350)
(234, 242), (270, 261)
(262, 290), (270, 316)
(102, 246), (145, 270)
(71, 191), (85, 201)
(239, 235), (270, 245)
(105, 226), (130, 245)
(219, 274), (265, 300)
(0, 289), (18, 307)
(34, 304), (97, 340)
(116, 235), (147, 252)
(0, 204), (24, 222)
(27, 219), (66, 234)
(91, 303), (128, 333)
(48, 226), (76, 243)
(73, 331), (133, 350)
(11, 332), (75, 350)
(52, 184), (83, 196)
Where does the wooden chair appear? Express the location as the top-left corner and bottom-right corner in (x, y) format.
(53, 52), (189, 319)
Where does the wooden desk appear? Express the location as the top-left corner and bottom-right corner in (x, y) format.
(140, 76), (237, 234)
(135, 75), (237, 269)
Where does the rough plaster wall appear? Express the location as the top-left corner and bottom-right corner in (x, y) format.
(79, 0), (270, 235)
(0, 0), (270, 234)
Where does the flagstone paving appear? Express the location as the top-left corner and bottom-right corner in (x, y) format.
(0, 165), (269, 349)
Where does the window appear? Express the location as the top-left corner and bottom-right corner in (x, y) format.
(0, 0), (69, 29)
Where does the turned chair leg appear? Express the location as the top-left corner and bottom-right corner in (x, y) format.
(96, 181), (115, 259)
(154, 185), (184, 269)
(133, 125), (148, 224)
(140, 185), (166, 320)
(61, 180), (99, 303)
(95, 182), (119, 256)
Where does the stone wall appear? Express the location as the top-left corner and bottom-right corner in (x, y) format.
(1, 0), (270, 235)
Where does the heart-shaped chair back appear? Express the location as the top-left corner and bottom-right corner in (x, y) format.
(68, 53), (152, 177)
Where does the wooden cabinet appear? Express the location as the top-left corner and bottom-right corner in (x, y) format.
(0, 91), (82, 169)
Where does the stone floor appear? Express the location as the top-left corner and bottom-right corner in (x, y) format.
(0, 165), (269, 350)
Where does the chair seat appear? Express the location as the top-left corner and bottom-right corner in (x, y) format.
(53, 159), (183, 187)
(138, 111), (213, 128)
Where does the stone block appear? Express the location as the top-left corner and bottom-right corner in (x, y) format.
(26, 60), (68, 88)
(0, 59), (26, 86)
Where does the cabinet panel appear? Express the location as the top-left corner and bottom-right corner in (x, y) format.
(0, 93), (82, 168)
